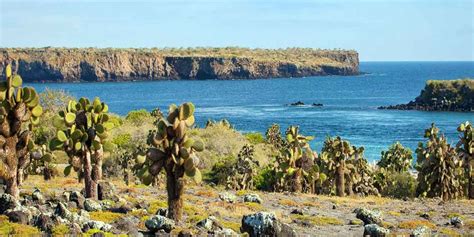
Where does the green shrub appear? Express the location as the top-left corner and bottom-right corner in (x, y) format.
(125, 109), (152, 125)
(254, 166), (277, 191)
(206, 155), (236, 185)
(245, 132), (265, 145)
(379, 171), (417, 199)
(112, 133), (132, 148)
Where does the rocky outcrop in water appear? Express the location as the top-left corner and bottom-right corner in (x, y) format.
(0, 48), (359, 82)
(379, 79), (473, 112)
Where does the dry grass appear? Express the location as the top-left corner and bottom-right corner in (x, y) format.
(89, 211), (125, 223)
(279, 199), (301, 207)
(291, 214), (343, 226)
(0, 215), (41, 236)
(398, 220), (437, 229)
(439, 228), (461, 237)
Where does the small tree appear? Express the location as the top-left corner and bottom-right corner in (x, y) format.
(0, 64), (43, 198)
(378, 142), (413, 173)
(416, 123), (464, 201)
(50, 97), (114, 199)
(226, 144), (259, 190)
(138, 102), (204, 222)
(457, 121), (473, 199)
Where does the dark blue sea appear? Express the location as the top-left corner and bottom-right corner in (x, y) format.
(28, 62), (474, 162)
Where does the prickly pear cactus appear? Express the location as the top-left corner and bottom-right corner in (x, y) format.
(226, 144), (259, 190)
(346, 147), (380, 196)
(265, 123), (286, 150)
(0, 64), (43, 198)
(416, 123), (464, 201)
(140, 102), (204, 222)
(321, 136), (355, 197)
(272, 126), (321, 193)
(49, 97), (114, 199)
(457, 121), (474, 199)
(29, 144), (57, 180)
(378, 142), (413, 173)
(205, 119), (233, 129)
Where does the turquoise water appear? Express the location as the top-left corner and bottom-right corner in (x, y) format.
(27, 62), (474, 161)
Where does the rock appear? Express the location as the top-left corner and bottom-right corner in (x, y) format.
(156, 207), (168, 217)
(290, 101), (305, 106)
(91, 232), (105, 237)
(290, 209), (304, 215)
(98, 181), (117, 201)
(450, 216), (463, 228)
(196, 216), (223, 232)
(332, 204), (338, 210)
(70, 191), (85, 209)
(312, 103), (323, 107)
(112, 216), (140, 234)
(178, 229), (193, 237)
(363, 224), (390, 237)
(243, 194), (262, 204)
(214, 228), (238, 236)
(31, 188), (45, 204)
(84, 199), (102, 211)
(67, 201), (78, 209)
(0, 193), (20, 214)
(61, 191), (71, 202)
(411, 226), (431, 237)
(55, 202), (72, 219)
(5, 208), (31, 224)
(419, 212), (430, 220)
(241, 212), (296, 237)
(219, 192), (236, 203)
(109, 203), (133, 214)
(86, 220), (113, 232)
(354, 208), (382, 225)
(145, 215), (175, 233)
(34, 213), (54, 232)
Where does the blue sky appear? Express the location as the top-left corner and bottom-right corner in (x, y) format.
(0, 0), (472, 61)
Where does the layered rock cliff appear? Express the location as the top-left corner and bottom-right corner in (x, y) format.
(0, 48), (359, 82)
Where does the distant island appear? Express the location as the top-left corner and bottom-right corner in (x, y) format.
(0, 47), (359, 82)
(379, 79), (474, 112)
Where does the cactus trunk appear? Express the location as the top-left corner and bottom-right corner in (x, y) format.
(336, 163), (345, 197)
(5, 175), (19, 198)
(166, 167), (184, 222)
(84, 151), (98, 199)
(16, 168), (24, 186)
(469, 163), (474, 199)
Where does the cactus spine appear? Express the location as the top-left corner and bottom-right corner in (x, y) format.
(457, 121), (473, 199)
(416, 123), (464, 201)
(0, 64), (42, 198)
(141, 102), (204, 222)
(50, 97), (114, 199)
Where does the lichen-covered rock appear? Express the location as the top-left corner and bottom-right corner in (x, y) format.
(145, 215), (175, 233)
(411, 226), (431, 237)
(354, 208), (382, 225)
(241, 211), (295, 237)
(31, 188), (45, 204)
(219, 192), (237, 203)
(196, 216), (223, 232)
(214, 228), (238, 236)
(0, 193), (20, 214)
(363, 224), (390, 237)
(84, 199), (102, 211)
(70, 191), (85, 209)
(98, 181), (117, 201)
(243, 194), (262, 204)
(450, 216), (463, 228)
(33, 213), (54, 232)
(5, 208), (32, 224)
(155, 207), (168, 217)
(85, 220), (112, 232)
(112, 216), (140, 234)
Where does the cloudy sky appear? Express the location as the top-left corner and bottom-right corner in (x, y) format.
(0, 0), (472, 61)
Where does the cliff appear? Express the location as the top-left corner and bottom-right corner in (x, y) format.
(0, 48), (359, 82)
(379, 79), (474, 112)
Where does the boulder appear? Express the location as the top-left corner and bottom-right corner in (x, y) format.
(98, 181), (117, 201)
(450, 216), (463, 228)
(214, 228), (238, 236)
(31, 188), (45, 204)
(219, 192), (236, 203)
(85, 220), (112, 232)
(354, 208), (382, 225)
(243, 194), (262, 204)
(84, 199), (102, 211)
(5, 208), (31, 224)
(145, 215), (175, 233)
(363, 224), (390, 237)
(196, 216), (223, 232)
(112, 216), (140, 234)
(241, 212), (296, 237)
(290, 209), (304, 215)
(411, 226), (431, 237)
(0, 193), (20, 214)
(70, 191), (85, 209)
(34, 213), (54, 232)
(156, 208), (168, 217)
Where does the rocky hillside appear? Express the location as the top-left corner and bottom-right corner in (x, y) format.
(0, 48), (359, 82)
(379, 79), (474, 112)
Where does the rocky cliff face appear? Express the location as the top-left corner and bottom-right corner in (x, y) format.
(0, 48), (359, 82)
